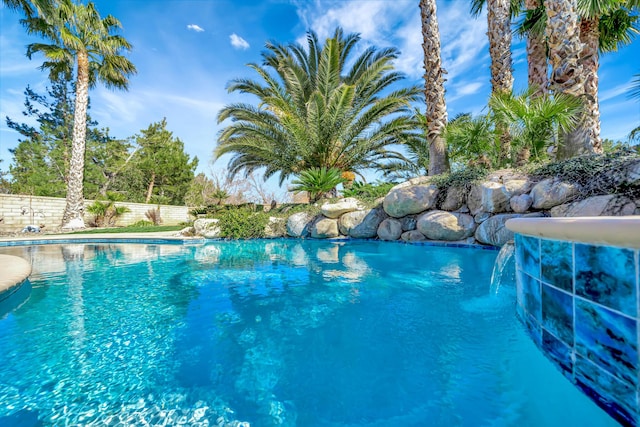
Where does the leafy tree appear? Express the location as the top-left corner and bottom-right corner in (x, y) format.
(130, 119), (198, 205)
(185, 173), (230, 206)
(289, 167), (346, 203)
(6, 80), (129, 198)
(23, 0), (136, 228)
(216, 28), (421, 184)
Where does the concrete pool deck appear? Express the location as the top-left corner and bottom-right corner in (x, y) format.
(0, 231), (196, 297)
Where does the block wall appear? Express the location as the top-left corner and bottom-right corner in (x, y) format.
(0, 194), (191, 231)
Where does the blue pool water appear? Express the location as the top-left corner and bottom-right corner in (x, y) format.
(0, 240), (617, 427)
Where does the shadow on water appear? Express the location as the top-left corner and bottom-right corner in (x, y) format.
(0, 409), (43, 427)
(0, 280), (32, 319)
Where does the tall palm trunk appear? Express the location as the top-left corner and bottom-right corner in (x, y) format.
(61, 50), (89, 229)
(544, 0), (593, 159)
(525, 0), (548, 95)
(579, 16), (603, 153)
(420, 0), (449, 176)
(487, 0), (514, 164)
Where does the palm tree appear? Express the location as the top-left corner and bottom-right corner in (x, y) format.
(544, 0), (587, 158)
(490, 88), (583, 163)
(2, 0), (54, 18)
(216, 28), (421, 184)
(23, 0), (136, 228)
(541, 0), (638, 158)
(419, 0), (449, 175)
(518, 0), (548, 95)
(471, 0), (516, 163)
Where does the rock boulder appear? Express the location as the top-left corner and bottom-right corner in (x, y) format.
(320, 198), (362, 219)
(377, 218), (403, 241)
(339, 208), (387, 238)
(311, 217), (340, 238)
(383, 184), (439, 218)
(286, 212), (316, 237)
(416, 210), (476, 241)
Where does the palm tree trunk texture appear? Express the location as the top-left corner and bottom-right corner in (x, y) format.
(61, 50), (89, 228)
(419, 0), (449, 176)
(487, 0), (514, 164)
(524, 0), (548, 95)
(578, 16), (603, 153)
(544, 0), (594, 159)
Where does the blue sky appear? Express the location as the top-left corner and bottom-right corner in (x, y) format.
(1, 0), (639, 197)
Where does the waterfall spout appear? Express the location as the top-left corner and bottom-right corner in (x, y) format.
(490, 241), (515, 295)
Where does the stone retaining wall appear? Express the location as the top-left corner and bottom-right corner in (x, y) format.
(0, 194), (191, 232)
(277, 164), (640, 246)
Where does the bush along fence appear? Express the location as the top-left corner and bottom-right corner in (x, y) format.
(0, 194), (191, 232)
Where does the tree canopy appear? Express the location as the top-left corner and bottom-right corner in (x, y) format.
(215, 28), (422, 184)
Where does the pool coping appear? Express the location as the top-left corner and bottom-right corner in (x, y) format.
(505, 216), (640, 248)
(0, 254), (32, 300)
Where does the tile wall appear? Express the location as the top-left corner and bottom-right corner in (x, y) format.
(514, 233), (639, 426)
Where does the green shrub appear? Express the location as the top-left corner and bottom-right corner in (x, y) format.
(215, 207), (269, 239)
(526, 149), (640, 200)
(290, 167), (346, 203)
(128, 220), (154, 228)
(342, 181), (395, 202)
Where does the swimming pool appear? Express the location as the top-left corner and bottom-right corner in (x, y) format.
(0, 240), (617, 426)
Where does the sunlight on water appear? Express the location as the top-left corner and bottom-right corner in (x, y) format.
(0, 240), (616, 427)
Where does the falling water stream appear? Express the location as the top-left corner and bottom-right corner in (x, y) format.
(489, 241), (515, 295)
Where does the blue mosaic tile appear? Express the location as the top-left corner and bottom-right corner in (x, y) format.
(540, 239), (573, 292)
(522, 312), (542, 347)
(517, 268), (541, 323)
(575, 243), (636, 317)
(575, 298), (638, 388)
(515, 234), (540, 280)
(542, 329), (573, 380)
(574, 355), (637, 427)
(542, 284), (574, 345)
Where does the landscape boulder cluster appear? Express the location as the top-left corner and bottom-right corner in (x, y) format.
(192, 161), (639, 247)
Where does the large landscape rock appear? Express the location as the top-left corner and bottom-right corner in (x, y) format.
(550, 195), (637, 217)
(530, 178), (579, 209)
(510, 194), (533, 213)
(311, 217), (340, 238)
(399, 215), (417, 231)
(320, 198), (362, 219)
(479, 182), (511, 213)
(194, 218), (221, 238)
(264, 217), (286, 238)
(440, 186), (466, 211)
(383, 184), (439, 218)
(401, 230), (426, 242)
(416, 210), (476, 241)
(467, 184), (483, 215)
(474, 214), (521, 246)
(286, 212), (316, 237)
(339, 208), (387, 238)
(377, 218), (403, 241)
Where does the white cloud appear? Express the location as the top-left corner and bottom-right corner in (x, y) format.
(187, 24), (204, 32)
(600, 79), (634, 103)
(229, 33), (250, 50)
(293, 0), (489, 82)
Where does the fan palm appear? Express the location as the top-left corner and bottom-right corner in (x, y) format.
(216, 28), (421, 185)
(490, 88), (583, 163)
(528, 0), (638, 158)
(23, 0), (136, 228)
(470, 0), (517, 163)
(419, 0), (450, 175)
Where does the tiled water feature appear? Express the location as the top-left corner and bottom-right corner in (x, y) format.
(507, 217), (639, 426)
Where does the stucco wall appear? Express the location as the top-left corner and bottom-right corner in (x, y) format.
(0, 194), (191, 231)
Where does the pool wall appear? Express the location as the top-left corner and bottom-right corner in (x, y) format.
(507, 217), (639, 426)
